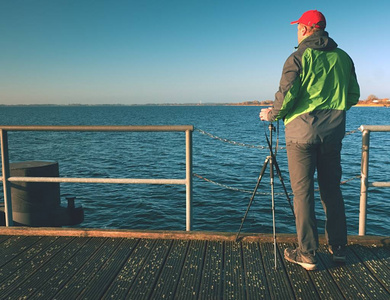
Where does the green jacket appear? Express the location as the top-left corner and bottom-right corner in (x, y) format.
(269, 31), (360, 143)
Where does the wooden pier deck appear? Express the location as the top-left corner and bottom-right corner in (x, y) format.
(0, 228), (389, 299)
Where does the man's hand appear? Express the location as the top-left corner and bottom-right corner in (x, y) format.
(259, 107), (272, 121)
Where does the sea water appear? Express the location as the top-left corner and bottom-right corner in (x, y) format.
(0, 105), (388, 236)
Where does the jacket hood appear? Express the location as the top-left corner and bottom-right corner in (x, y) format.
(299, 31), (338, 51)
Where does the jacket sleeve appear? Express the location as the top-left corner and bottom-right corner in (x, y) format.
(268, 52), (302, 122)
(346, 64), (360, 110)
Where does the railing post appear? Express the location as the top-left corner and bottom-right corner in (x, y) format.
(186, 129), (193, 231)
(359, 129), (370, 236)
(1, 130), (13, 226)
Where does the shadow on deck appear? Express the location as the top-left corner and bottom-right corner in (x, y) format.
(0, 227), (389, 299)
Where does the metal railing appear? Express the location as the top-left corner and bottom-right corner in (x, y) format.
(359, 125), (390, 236)
(0, 125), (194, 230)
(1, 124), (388, 235)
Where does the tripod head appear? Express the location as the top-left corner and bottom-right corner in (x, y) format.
(268, 122), (276, 132)
(264, 121), (278, 157)
(267, 122), (276, 147)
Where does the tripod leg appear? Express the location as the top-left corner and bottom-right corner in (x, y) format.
(264, 123), (294, 216)
(235, 156), (270, 242)
(270, 156), (278, 269)
(272, 156), (295, 217)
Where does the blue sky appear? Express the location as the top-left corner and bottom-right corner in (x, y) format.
(1, 0), (389, 105)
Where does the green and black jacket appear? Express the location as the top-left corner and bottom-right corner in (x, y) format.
(268, 30), (360, 143)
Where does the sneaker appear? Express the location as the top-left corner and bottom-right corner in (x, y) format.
(329, 245), (346, 263)
(284, 248), (318, 271)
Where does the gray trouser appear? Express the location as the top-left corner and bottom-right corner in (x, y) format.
(286, 142), (347, 253)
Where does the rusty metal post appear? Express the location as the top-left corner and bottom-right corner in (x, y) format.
(359, 129), (370, 236)
(186, 129), (193, 231)
(1, 130), (13, 226)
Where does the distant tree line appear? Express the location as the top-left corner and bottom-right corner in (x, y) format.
(358, 95), (389, 106)
(234, 96), (389, 107)
(231, 100), (274, 106)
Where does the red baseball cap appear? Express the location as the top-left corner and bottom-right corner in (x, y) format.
(290, 10), (326, 29)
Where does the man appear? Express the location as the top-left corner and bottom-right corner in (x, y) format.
(259, 10), (360, 271)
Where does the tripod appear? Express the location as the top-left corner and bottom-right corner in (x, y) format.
(236, 122), (294, 269)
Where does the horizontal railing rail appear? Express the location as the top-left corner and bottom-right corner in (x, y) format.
(0, 125), (194, 230)
(359, 125), (390, 236)
(2, 177), (186, 185)
(0, 125), (193, 132)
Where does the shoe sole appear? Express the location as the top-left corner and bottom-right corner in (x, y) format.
(332, 256), (346, 263)
(328, 248), (346, 263)
(284, 254), (318, 271)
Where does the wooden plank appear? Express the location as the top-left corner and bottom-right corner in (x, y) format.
(0, 235), (41, 267)
(242, 241), (270, 299)
(0, 235), (27, 253)
(29, 237), (106, 299)
(372, 246), (390, 269)
(77, 238), (139, 299)
(0, 235), (11, 243)
(259, 242), (295, 299)
(151, 239), (189, 300)
(351, 245), (390, 294)
(0, 236), (56, 284)
(198, 241), (224, 300)
(0, 232), (388, 300)
(307, 245), (345, 300)
(6, 237), (87, 299)
(223, 241), (245, 299)
(126, 239), (172, 300)
(0, 236), (71, 298)
(101, 239), (154, 299)
(319, 244), (374, 299)
(279, 242), (319, 299)
(2, 227), (388, 245)
(175, 240), (206, 299)
(52, 238), (122, 300)
(344, 245), (389, 299)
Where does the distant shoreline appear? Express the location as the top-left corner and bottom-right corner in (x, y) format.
(355, 104), (389, 107)
(0, 102), (388, 107)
